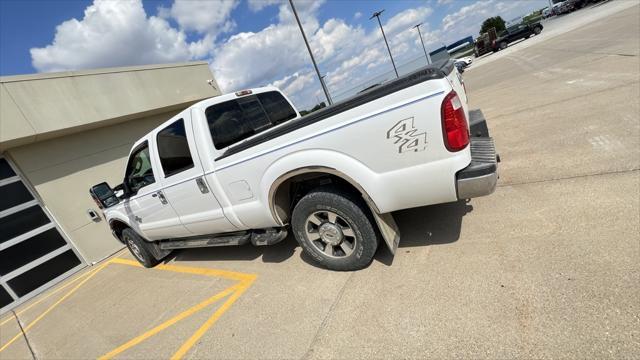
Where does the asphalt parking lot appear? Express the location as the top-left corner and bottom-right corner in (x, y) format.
(1, 1), (639, 359)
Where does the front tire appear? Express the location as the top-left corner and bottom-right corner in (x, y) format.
(534, 27), (542, 35)
(291, 187), (380, 271)
(499, 41), (508, 50)
(122, 228), (161, 268)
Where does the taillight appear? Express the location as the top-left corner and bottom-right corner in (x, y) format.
(441, 91), (469, 152)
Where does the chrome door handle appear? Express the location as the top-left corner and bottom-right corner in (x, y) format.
(153, 191), (168, 205)
(195, 177), (210, 194)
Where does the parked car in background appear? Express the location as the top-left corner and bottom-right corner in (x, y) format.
(474, 28), (498, 57)
(542, 7), (552, 18)
(494, 22), (544, 51)
(558, 0), (576, 14)
(454, 57), (473, 67)
(552, 2), (564, 15)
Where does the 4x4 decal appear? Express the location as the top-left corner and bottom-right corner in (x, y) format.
(386, 117), (427, 153)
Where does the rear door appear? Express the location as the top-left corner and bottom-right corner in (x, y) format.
(122, 141), (189, 240)
(155, 115), (237, 235)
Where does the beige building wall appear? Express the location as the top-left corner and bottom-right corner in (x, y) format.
(1, 62), (219, 151)
(6, 110), (181, 263)
(0, 61), (220, 264)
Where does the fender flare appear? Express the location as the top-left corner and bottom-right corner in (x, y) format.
(261, 150), (400, 254)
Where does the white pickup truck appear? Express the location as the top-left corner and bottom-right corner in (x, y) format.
(90, 61), (498, 271)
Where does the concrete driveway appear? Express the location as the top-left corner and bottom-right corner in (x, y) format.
(1, 1), (638, 359)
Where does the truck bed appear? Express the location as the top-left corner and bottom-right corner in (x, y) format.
(216, 60), (456, 161)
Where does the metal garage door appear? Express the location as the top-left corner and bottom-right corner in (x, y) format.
(0, 156), (85, 314)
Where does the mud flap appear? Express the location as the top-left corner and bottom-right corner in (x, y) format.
(372, 212), (400, 254)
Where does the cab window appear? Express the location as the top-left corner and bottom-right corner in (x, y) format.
(206, 91), (297, 150)
(125, 142), (155, 195)
(156, 119), (194, 177)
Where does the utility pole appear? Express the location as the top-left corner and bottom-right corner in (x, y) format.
(289, 0), (332, 105)
(320, 75), (332, 104)
(412, 23), (431, 65)
(370, 10), (398, 78)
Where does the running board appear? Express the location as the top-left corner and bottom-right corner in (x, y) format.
(159, 233), (251, 250)
(158, 228), (288, 250)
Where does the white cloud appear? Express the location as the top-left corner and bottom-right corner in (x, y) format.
(383, 6), (433, 36)
(272, 71), (315, 95)
(277, 0), (325, 25)
(161, 0), (238, 36)
(437, 0), (453, 5)
(311, 19), (366, 63)
(30, 0), (199, 73)
(442, 0), (494, 31)
(248, 0), (282, 12)
(30, 0), (544, 109)
(210, 2), (326, 102)
(211, 23), (309, 94)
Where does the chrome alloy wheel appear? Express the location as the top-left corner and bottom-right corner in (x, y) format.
(126, 236), (144, 262)
(305, 210), (356, 258)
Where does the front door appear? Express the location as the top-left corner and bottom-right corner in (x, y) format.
(123, 141), (189, 240)
(152, 117), (237, 235)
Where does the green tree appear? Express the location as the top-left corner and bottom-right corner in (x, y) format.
(479, 16), (506, 35)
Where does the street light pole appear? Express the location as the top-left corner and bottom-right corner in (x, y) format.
(289, 0), (332, 105)
(412, 23), (431, 65)
(320, 75), (333, 104)
(370, 10), (399, 78)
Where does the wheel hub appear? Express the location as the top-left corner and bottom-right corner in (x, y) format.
(127, 238), (143, 261)
(318, 222), (343, 245)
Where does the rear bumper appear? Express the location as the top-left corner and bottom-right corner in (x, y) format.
(456, 112), (499, 199)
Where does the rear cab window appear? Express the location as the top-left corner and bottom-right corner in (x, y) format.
(206, 91), (297, 150)
(156, 119), (194, 177)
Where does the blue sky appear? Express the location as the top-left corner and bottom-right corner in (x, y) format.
(0, 0), (545, 109)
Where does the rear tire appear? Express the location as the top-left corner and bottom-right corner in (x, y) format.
(534, 27), (542, 35)
(499, 41), (508, 50)
(122, 228), (160, 268)
(291, 187), (380, 271)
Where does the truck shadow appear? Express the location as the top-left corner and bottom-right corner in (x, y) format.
(374, 200), (473, 266)
(169, 234), (298, 264)
(171, 200), (472, 268)
(297, 200), (473, 268)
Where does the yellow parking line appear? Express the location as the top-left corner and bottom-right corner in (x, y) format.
(0, 261), (109, 353)
(110, 257), (256, 282)
(2, 257), (257, 358)
(171, 276), (256, 360)
(0, 268), (93, 327)
(98, 283), (242, 360)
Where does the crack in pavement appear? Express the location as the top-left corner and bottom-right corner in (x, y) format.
(301, 272), (354, 360)
(498, 168), (639, 188)
(12, 310), (37, 360)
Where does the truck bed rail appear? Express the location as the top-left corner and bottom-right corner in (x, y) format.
(216, 60), (456, 161)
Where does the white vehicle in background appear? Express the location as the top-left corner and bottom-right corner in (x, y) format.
(454, 57), (473, 67)
(90, 60), (499, 271)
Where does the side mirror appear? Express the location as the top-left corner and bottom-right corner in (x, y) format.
(89, 182), (120, 209)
